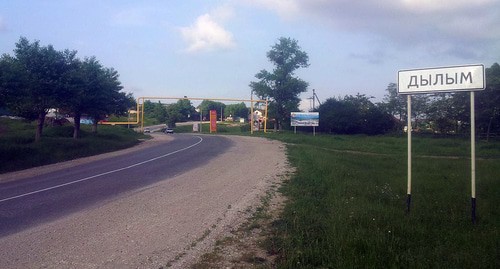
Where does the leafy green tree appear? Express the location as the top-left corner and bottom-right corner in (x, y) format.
(0, 37), (77, 141)
(477, 63), (500, 140)
(165, 104), (182, 127)
(381, 83), (406, 126)
(425, 93), (469, 134)
(86, 67), (130, 133)
(318, 94), (393, 135)
(425, 94), (457, 134)
(249, 37), (309, 130)
(0, 54), (20, 110)
(198, 100), (226, 120)
(63, 56), (109, 138)
(143, 100), (167, 124)
(225, 102), (249, 119)
(381, 82), (430, 132)
(175, 99), (196, 122)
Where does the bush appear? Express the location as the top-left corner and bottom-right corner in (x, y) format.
(318, 95), (394, 135)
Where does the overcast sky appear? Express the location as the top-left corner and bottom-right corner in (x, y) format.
(1, 0), (499, 110)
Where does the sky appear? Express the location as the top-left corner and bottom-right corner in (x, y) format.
(1, 0), (499, 110)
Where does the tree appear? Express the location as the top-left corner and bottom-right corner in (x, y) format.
(142, 98), (195, 127)
(143, 100), (166, 124)
(318, 94), (393, 135)
(425, 93), (469, 134)
(86, 67), (130, 133)
(249, 37), (309, 130)
(477, 63), (500, 140)
(381, 82), (430, 132)
(0, 54), (20, 110)
(0, 37), (77, 142)
(225, 102), (249, 119)
(1, 37), (132, 138)
(381, 83), (406, 129)
(175, 99), (196, 122)
(165, 104), (182, 127)
(198, 100), (226, 120)
(63, 56), (109, 138)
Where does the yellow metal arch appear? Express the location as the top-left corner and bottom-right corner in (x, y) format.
(100, 96), (268, 134)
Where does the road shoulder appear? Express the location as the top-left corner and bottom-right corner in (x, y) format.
(0, 133), (173, 183)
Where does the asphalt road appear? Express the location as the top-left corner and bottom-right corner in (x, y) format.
(0, 134), (231, 237)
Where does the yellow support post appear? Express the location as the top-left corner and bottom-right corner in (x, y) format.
(99, 96), (268, 134)
(264, 100), (268, 133)
(250, 95), (254, 135)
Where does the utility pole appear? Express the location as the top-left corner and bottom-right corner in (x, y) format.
(312, 89), (316, 111)
(309, 89), (321, 111)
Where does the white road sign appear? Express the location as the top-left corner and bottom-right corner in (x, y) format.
(398, 64), (485, 94)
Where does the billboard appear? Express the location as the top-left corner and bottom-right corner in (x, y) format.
(291, 112), (319, 127)
(210, 110), (217, 133)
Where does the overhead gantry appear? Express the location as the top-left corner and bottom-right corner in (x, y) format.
(99, 96), (269, 134)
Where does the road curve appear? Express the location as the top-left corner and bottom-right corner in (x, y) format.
(0, 134), (288, 269)
(0, 134), (229, 237)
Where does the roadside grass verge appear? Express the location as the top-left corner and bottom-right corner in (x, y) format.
(266, 134), (500, 268)
(0, 118), (145, 174)
(174, 122), (250, 134)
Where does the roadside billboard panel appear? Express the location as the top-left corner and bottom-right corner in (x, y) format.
(291, 112), (319, 127)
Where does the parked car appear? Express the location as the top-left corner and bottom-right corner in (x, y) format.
(144, 127), (150, 133)
(165, 128), (174, 134)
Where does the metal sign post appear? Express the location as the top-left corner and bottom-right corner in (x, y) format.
(398, 64), (485, 223)
(407, 95), (412, 213)
(470, 92), (477, 223)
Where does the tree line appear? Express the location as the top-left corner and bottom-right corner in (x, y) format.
(250, 37), (499, 137)
(2, 36), (498, 138)
(381, 63), (500, 138)
(0, 37), (133, 141)
(144, 99), (250, 127)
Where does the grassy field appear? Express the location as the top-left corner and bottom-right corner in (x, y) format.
(175, 123), (499, 267)
(0, 118), (145, 174)
(260, 132), (500, 268)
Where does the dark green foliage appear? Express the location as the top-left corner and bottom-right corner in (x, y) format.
(381, 63), (500, 137)
(0, 37), (133, 141)
(250, 37), (309, 130)
(318, 94), (394, 135)
(477, 63), (500, 138)
(224, 102), (249, 119)
(143, 99), (196, 127)
(0, 37), (78, 141)
(198, 100), (226, 120)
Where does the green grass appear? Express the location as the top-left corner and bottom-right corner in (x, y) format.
(0, 118), (145, 173)
(263, 133), (500, 268)
(174, 122), (251, 134)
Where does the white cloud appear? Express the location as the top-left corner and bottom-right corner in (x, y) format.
(180, 12), (236, 53)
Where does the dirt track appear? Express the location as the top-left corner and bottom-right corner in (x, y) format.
(0, 134), (289, 268)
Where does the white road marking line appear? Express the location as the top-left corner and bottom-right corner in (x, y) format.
(0, 136), (203, 203)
